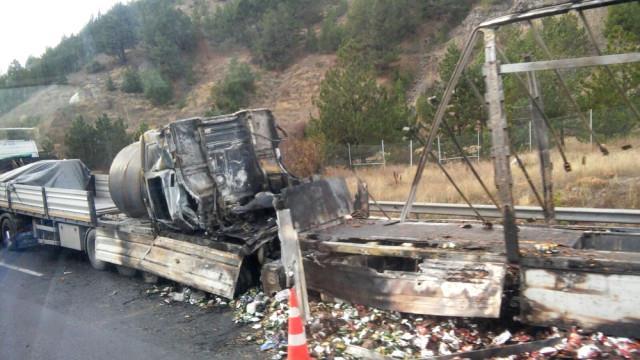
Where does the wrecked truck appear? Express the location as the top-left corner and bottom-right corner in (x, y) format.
(96, 109), (296, 297)
(0, 109), (299, 298)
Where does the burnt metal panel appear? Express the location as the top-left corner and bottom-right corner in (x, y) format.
(282, 177), (353, 232)
(521, 268), (640, 337)
(304, 257), (505, 318)
(96, 225), (243, 299)
(478, 0), (632, 28)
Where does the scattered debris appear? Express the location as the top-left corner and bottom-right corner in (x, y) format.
(145, 285), (228, 308)
(230, 288), (640, 359)
(142, 284), (639, 359)
(533, 242), (559, 254)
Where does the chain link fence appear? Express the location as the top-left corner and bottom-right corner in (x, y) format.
(324, 107), (634, 168)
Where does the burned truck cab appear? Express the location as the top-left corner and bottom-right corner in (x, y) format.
(109, 109), (291, 249)
(98, 109), (294, 298)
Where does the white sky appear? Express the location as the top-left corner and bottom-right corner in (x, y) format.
(0, 0), (125, 74)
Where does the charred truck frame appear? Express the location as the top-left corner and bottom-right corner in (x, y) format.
(276, 0), (640, 338)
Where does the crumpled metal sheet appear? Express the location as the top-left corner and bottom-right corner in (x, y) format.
(281, 177), (353, 232)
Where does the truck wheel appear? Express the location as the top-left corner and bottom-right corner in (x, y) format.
(1, 214), (18, 251)
(116, 265), (137, 277)
(85, 230), (108, 271)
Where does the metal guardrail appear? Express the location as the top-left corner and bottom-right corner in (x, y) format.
(373, 201), (640, 224)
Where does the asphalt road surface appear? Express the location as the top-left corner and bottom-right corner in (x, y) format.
(0, 246), (260, 360)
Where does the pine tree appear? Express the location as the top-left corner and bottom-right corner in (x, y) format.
(211, 59), (256, 113)
(252, 4), (301, 70)
(89, 3), (138, 63)
(65, 116), (98, 168)
(310, 56), (410, 147)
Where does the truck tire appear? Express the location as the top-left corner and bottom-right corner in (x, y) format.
(1, 214), (18, 251)
(85, 230), (108, 271)
(116, 265), (137, 277)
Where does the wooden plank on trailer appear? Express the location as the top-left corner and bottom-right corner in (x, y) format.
(95, 232), (243, 299)
(154, 236), (242, 266)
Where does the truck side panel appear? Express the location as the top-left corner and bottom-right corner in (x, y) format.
(95, 227), (244, 299)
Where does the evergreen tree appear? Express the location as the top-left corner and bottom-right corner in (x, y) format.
(141, 69), (173, 105)
(345, 0), (421, 70)
(210, 59), (256, 113)
(318, 9), (344, 53)
(121, 68), (143, 93)
(310, 55), (410, 147)
(138, 0), (196, 79)
(106, 74), (116, 91)
(89, 3), (138, 64)
(418, 44), (484, 137)
(65, 116), (98, 168)
(252, 4), (301, 70)
(132, 121), (150, 140)
(579, 3), (640, 138)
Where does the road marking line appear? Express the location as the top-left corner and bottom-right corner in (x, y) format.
(0, 262), (44, 277)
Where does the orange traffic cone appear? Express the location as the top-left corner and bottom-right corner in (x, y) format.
(287, 287), (310, 360)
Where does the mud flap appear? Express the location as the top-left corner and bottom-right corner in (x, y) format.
(95, 227), (243, 299)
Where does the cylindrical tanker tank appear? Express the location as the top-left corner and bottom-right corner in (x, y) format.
(109, 142), (147, 218)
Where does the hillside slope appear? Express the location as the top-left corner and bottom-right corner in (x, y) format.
(0, 0), (609, 151)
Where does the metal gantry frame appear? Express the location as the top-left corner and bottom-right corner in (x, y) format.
(400, 0), (640, 263)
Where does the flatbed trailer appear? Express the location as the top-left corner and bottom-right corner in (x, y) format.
(269, 0), (640, 338)
(272, 178), (640, 338)
(0, 171), (116, 255)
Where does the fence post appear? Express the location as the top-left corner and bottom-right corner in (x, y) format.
(477, 129), (481, 163)
(409, 140), (413, 167)
(437, 135), (442, 163)
(381, 140), (386, 168)
(528, 121), (532, 152)
(589, 108), (593, 148)
(347, 143), (352, 168)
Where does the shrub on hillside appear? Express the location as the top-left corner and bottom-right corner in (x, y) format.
(106, 74), (116, 91)
(210, 59), (256, 113)
(121, 68), (143, 93)
(281, 137), (324, 177)
(141, 69), (173, 105)
(86, 60), (106, 74)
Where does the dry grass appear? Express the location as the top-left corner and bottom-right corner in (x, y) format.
(324, 137), (640, 209)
